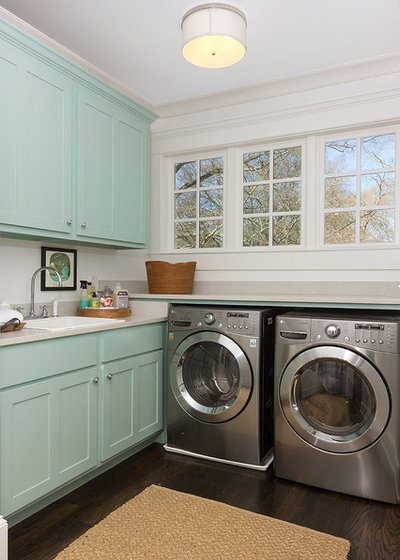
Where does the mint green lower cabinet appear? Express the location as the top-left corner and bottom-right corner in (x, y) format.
(0, 322), (165, 520)
(101, 349), (163, 461)
(0, 367), (98, 517)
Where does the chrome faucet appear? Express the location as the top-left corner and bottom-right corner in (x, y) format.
(29, 266), (62, 318)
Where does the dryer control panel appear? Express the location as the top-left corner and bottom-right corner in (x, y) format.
(311, 319), (399, 352)
(277, 314), (400, 353)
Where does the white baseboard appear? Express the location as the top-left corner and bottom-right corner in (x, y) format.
(0, 517), (8, 560)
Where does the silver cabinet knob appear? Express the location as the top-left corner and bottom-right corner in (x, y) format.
(92, 376), (99, 384)
(81, 221), (87, 228)
(106, 374), (113, 380)
(66, 218), (72, 225)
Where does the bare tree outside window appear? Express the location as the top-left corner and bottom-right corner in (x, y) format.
(324, 134), (395, 244)
(174, 156), (224, 249)
(242, 146), (302, 247)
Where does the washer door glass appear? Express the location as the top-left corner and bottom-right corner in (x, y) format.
(279, 346), (390, 453)
(170, 331), (253, 423)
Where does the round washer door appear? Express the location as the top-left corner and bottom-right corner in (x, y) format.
(170, 331), (253, 423)
(279, 346), (390, 453)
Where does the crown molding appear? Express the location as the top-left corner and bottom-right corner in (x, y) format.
(155, 52), (400, 119)
(0, 6), (156, 114)
(151, 82), (400, 145)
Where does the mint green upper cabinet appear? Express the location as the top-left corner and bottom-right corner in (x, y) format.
(77, 91), (148, 245)
(0, 19), (157, 248)
(0, 39), (73, 234)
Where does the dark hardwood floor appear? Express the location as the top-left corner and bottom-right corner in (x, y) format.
(9, 443), (400, 559)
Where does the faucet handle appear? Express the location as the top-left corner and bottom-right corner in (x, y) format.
(13, 306), (24, 313)
(40, 305), (49, 318)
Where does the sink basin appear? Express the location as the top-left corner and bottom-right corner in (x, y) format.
(24, 316), (126, 331)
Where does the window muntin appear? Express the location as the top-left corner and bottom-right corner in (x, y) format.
(323, 133), (396, 245)
(242, 145), (302, 247)
(173, 156), (224, 249)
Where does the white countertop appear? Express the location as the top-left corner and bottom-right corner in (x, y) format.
(0, 313), (168, 347)
(131, 281), (400, 307)
(132, 293), (400, 306)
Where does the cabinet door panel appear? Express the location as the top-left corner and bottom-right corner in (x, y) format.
(1, 386), (53, 515)
(137, 350), (163, 442)
(101, 359), (136, 461)
(58, 370), (98, 481)
(0, 53), (18, 222)
(101, 349), (164, 462)
(115, 116), (147, 243)
(22, 66), (72, 232)
(77, 90), (149, 245)
(0, 368), (97, 517)
(0, 49), (72, 233)
(78, 98), (114, 236)
(77, 92), (116, 240)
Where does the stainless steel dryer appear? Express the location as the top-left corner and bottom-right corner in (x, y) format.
(165, 305), (277, 470)
(274, 310), (400, 503)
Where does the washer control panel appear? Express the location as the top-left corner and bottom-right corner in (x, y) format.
(169, 307), (262, 337)
(311, 319), (399, 352)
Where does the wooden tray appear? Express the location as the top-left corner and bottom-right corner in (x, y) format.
(1, 322), (26, 332)
(77, 308), (131, 318)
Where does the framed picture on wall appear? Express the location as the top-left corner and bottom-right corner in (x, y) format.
(40, 247), (77, 291)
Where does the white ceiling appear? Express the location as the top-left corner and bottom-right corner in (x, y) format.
(1, 0), (400, 108)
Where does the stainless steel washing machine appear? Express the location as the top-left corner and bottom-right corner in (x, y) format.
(274, 310), (400, 503)
(165, 305), (277, 470)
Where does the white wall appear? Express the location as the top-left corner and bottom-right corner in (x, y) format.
(0, 238), (148, 305)
(150, 54), (400, 284)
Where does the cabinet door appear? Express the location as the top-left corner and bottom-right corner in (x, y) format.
(136, 350), (163, 443)
(0, 40), (73, 234)
(100, 357), (136, 461)
(0, 367), (98, 516)
(101, 350), (163, 461)
(76, 90), (149, 245)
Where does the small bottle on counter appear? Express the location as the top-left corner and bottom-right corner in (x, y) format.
(114, 284), (129, 309)
(90, 292), (100, 308)
(79, 280), (89, 308)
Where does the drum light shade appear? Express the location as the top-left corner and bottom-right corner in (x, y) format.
(182, 4), (247, 68)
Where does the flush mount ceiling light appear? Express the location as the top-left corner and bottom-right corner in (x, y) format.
(181, 3), (247, 68)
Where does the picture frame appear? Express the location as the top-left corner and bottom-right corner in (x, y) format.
(40, 247), (77, 291)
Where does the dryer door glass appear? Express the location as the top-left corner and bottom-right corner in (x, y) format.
(170, 332), (253, 423)
(295, 359), (375, 437)
(279, 346), (390, 453)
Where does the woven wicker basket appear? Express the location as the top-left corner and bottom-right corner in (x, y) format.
(145, 261), (196, 294)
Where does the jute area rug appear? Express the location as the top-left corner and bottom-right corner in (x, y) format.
(54, 485), (350, 559)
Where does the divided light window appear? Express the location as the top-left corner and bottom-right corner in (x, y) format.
(323, 133), (396, 244)
(241, 145), (302, 247)
(174, 156), (224, 249)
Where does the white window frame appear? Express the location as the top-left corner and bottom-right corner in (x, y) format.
(169, 150), (227, 252)
(235, 138), (306, 251)
(318, 125), (400, 249)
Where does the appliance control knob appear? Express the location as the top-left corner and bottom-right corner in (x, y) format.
(204, 313), (216, 325)
(325, 324), (340, 338)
